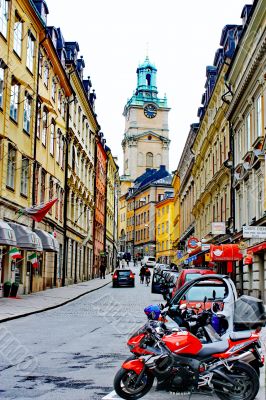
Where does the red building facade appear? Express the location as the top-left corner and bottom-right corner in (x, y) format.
(93, 135), (107, 276)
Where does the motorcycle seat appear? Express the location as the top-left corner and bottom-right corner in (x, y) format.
(197, 340), (229, 358)
(229, 332), (252, 341)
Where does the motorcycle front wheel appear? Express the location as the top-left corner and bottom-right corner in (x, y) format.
(214, 361), (260, 400)
(114, 367), (154, 400)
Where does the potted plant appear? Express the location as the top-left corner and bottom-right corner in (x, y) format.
(3, 281), (11, 297)
(10, 282), (19, 297)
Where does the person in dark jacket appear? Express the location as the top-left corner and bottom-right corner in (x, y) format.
(139, 265), (146, 284)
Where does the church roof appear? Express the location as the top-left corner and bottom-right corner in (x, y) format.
(137, 56), (157, 71)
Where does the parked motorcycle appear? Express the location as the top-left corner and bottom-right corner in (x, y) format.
(114, 319), (260, 400)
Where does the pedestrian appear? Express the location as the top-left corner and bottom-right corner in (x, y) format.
(100, 259), (106, 279)
(144, 267), (151, 286)
(139, 265), (146, 284)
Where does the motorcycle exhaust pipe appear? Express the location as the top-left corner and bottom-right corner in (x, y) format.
(229, 350), (256, 364)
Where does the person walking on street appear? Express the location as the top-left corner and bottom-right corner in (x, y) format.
(100, 259), (106, 279)
(145, 267), (151, 286)
(139, 265), (146, 284)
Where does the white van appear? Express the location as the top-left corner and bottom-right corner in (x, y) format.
(141, 256), (156, 268)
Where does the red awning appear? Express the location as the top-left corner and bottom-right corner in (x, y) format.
(247, 242), (266, 254)
(210, 244), (243, 261)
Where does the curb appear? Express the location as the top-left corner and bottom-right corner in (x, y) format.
(0, 279), (111, 324)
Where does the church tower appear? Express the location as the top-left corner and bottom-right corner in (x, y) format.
(122, 57), (170, 181)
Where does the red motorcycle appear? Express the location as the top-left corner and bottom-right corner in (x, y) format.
(114, 321), (262, 400)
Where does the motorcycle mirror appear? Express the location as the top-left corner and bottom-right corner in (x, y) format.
(212, 290), (216, 300)
(179, 304), (187, 310)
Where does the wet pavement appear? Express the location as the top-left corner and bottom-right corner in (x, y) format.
(0, 266), (264, 399)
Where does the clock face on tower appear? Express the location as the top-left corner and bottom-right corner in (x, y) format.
(144, 104), (157, 119)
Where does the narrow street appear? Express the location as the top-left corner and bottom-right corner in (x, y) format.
(0, 266), (265, 400)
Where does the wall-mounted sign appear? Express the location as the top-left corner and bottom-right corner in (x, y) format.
(188, 237), (199, 249)
(243, 226), (266, 239)
(211, 222), (226, 235)
(201, 243), (210, 251)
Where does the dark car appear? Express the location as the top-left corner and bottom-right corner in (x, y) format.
(112, 269), (135, 288)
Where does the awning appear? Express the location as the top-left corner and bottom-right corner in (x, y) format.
(8, 223), (43, 251)
(0, 220), (17, 246)
(35, 229), (59, 252)
(210, 244), (243, 261)
(247, 242), (266, 254)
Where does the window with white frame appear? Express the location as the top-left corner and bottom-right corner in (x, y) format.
(59, 135), (63, 168)
(6, 144), (16, 189)
(10, 79), (19, 121)
(56, 129), (60, 163)
(257, 175), (263, 219)
(26, 32), (35, 72)
(13, 13), (23, 57)
(42, 108), (48, 146)
(0, 0), (9, 38)
(246, 113), (251, 151)
(58, 90), (62, 111)
(21, 156), (29, 196)
(51, 78), (56, 101)
(44, 62), (49, 87)
(37, 100), (41, 138)
(23, 92), (32, 133)
(256, 95), (262, 139)
(0, 66), (4, 108)
(38, 52), (43, 76)
(50, 121), (55, 155)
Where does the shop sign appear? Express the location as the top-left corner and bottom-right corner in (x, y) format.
(211, 222), (226, 235)
(177, 250), (183, 259)
(243, 226), (266, 239)
(201, 243), (210, 251)
(188, 237), (199, 249)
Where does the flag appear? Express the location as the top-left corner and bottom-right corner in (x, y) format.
(9, 247), (22, 259)
(28, 253), (38, 268)
(17, 199), (58, 222)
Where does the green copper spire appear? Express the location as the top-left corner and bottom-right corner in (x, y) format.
(136, 56), (158, 97)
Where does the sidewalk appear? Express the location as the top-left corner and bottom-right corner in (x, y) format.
(0, 275), (112, 323)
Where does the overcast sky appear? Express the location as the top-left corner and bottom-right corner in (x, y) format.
(48, 0), (248, 173)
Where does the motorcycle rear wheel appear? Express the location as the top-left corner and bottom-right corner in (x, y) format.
(114, 367), (154, 400)
(214, 361), (259, 400)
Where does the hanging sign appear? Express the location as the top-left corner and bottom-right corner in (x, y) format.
(188, 237), (199, 249)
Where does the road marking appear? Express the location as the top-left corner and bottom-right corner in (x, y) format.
(102, 390), (121, 399)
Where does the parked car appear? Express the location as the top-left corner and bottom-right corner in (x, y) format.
(141, 256), (156, 268)
(171, 268), (215, 298)
(112, 269), (135, 288)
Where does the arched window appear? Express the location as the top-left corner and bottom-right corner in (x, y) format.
(156, 153), (162, 167)
(146, 73), (151, 86)
(146, 152), (153, 167)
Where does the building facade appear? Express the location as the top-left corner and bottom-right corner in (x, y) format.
(121, 57), (170, 181)
(93, 134), (107, 276)
(63, 41), (98, 284)
(105, 148), (119, 273)
(226, 0), (266, 301)
(126, 166), (173, 258)
(155, 194), (174, 264)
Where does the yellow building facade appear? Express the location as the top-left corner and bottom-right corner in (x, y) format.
(155, 196), (174, 263)
(171, 171), (180, 264)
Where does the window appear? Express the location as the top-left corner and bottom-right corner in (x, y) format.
(146, 152), (153, 167)
(36, 101), (41, 138)
(0, 0), (9, 38)
(26, 32), (35, 72)
(50, 121), (55, 155)
(40, 170), (46, 203)
(51, 78), (56, 101)
(256, 95), (262, 138)
(6, 145), (16, 189)
(10, 79), (19, 122)
(56, 129), (60, 163)
(44, 63), (49, 87)
(166, 221), (169, 233)
(13, 14), (23, 57)
(246, 113), (251, 151)
(21, 157), (29, 196)
(49, 178), (53, 214)
(42, 108), (48, 146)
(23, 93), (32, 133)
(59, 189), (64, 222)
(0, 66), (4, 108)
(55, 185), (59, 219)
(38, 52), (43, 76)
